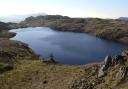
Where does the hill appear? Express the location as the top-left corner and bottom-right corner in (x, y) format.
(0, 16), (128, 89)
(0, 13), (47, 23)
(0, 44), (127, 89)
(16, 15), (128, 44)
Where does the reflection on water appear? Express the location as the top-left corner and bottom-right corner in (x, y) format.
(10, 27), (128, 64)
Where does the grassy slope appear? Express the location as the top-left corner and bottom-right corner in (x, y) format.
(0, 39), (127, 89)
(0, 60), (88, 89)
(0, 58), (128, 89)
(0, 20), (127, 89)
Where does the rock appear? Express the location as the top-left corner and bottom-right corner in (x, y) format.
(48, 54), (56, 63)
(94, 78), (105, 85)
(98, 55), (126, 78)
(116, 66), (128, 81)
(0, 30), (16, 38)
(43, 80), (48, 84)
(98, 65), (107, 77)
(122, 50), (128, 57)
(112, 55), (125, 65)
(87, 83), (94, 89)
(98, 56), (112, 77)
(104, 56), (112, 70)
(45, 54), (57, 64)
(0, 39), (38, 63)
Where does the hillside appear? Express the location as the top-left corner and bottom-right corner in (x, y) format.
(17, 15), (128, 44)
(0, 30), (127, 89)
(0, 44), (127, 89)
(0, 22), (16, 38)
(0, 17), (128, 89)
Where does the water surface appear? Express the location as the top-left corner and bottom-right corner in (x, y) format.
(10, 27), (128, 64)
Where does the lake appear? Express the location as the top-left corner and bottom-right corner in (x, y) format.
(10, 27), (128, 64)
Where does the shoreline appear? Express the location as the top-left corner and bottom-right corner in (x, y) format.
(0, 16), (128, 89)
(9, 15), (128, 44)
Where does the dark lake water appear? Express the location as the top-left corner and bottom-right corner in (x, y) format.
(10, 27), (128, 64)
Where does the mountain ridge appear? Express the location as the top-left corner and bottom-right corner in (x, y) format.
(0, 13), (47, 23)
(13, 15), (128, 44)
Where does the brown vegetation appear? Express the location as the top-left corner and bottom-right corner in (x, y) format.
(16, 15), (128, 44)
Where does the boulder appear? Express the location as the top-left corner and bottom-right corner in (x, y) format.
(98, 54), (126, 78)
(104, 56), (112, 69)
(48, 54), (56, 63)
(98, 65), (107, 77)
(98, 56), (112, 77)
(116, 66), (128, 82)
(112, 55), (125, 65)
(43, 54), (58, 64)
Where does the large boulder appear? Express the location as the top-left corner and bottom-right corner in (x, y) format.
(98, 56), (112, 77)
(98, 65), (107, 77)
(98, 55), (125, 78)
(104, 56), (112, 69)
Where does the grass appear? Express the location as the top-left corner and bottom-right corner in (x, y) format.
(1, 58), (127, 89)
(0, 39), (127, 89)
(0, 60), (86, 89)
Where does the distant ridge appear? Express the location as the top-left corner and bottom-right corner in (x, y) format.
(0, 13), (47, 23)
(118, 17), (128, 21)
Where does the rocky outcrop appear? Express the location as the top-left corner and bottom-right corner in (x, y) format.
(71, 50), (128, 89)
(98, 64), (107, 77)
(43, 54), (58, 64)
(12, 15), (128, 44)
(0, 21), (17, 38)
(98, 54), (126, 78)
(70, 64), (100, 89)
(1, 15), (128, 44)
(113, 55), (125, 65)
(0, 31), (16, 38)
(0, 39), (38, 63)
(116, 66), (128, 82)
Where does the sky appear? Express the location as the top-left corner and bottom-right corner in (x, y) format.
(0, 0), (128, 18)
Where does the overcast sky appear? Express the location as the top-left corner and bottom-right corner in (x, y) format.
(0, 0), (127, 18)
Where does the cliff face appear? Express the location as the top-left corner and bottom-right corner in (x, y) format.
(19, 15), (128, 44)
(70, 51), (128, 89)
